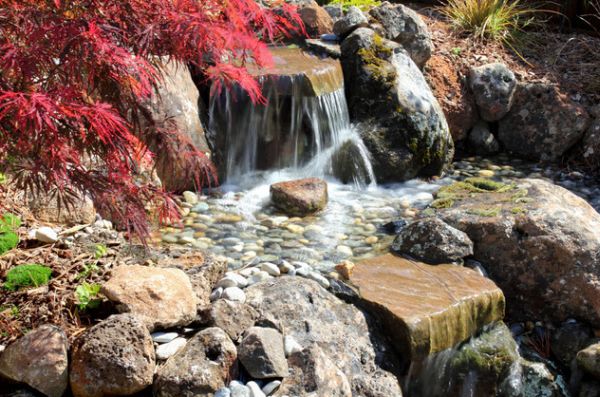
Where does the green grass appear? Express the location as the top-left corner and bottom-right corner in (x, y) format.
(4, 264), (52, 291)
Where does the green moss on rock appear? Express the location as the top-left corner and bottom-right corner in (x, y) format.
(467, 207), (502, 217)
(4, 264), (52, 291)
(431, 197), (455, 209)
(464, 177), (512, 192)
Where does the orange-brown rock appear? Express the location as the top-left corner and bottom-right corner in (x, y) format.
(299, 1), (334, 38)
(101, 265), (197, 331)
(350, 254), (504, 361)
(270, 178), (328, 216)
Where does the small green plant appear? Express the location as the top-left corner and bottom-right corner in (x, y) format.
(75, 282), (102, 310)
(0, 304), (20, 318)
(451, 47), (463, 55)
(328, 0), (381, 11)
(0, 173), (6, 184)
(77, 263), (99, 280)
(0, 213), (21, 231)
(94, 244), (108, 259)
(4, 264), (52, 291)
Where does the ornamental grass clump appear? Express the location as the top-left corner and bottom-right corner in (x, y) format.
(4, 264), (52, 291)
(442, 0), (541, 48)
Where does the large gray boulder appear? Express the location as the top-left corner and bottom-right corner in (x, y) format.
(341, 27), (453, 183)
(244, 277), (403, 397)
(70, 314), (155, 397)
(468, 63), (517, 121)
(498, 83), (591, 161)
(369, 2), (433, 68)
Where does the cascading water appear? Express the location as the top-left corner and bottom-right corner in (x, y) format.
(207, 47), (375, 188)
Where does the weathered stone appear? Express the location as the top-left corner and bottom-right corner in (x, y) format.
(270, 178), (328, 216)
(101, 265), (197, 331)
(202, 299), (259, 341)
(468, 120), (500, 154)
(279, 345), (352, 397)
(333, 6), (368, 38)
(305, 39), (341, 59)
(369, 2), (433, 68)
(70, 314), (155, 397)
(154, 327), (237, 397)
(238, 327), (288, 379)
(0, 325), (68, 397)
(436, 178), (600, 326)
(299, 1), (334, 38)
(498, 83), (591, 161)
(28, 192), (95, 226)
(468, 63), (517, 121)
(578, 343), (600, 380)
(245, 277), (403, 396)
(185, 254), (228, 306)
(504, 359), (569, 397)
(391, 217), (474, 264)
(341, 28), (453, 183)
(331, 140), (374, 185)
(143, 61), (211, 192)
(350, 254), (504, 361)
(551, 321), (594, 367)
(582, 119), (600, 170)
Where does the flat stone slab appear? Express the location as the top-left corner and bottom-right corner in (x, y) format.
(350, 254), (504, 362)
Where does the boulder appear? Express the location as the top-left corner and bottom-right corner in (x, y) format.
(201, 299), (259, 341)
(468, 120), (500, 154)
(578, 343), (600, 380)
(333, 6), (368, 38)
(299, 1), (333, 38)
(143, 61), (211, 192)
(0, 325), (68, 397)
(323, 4), (343, 21)
(238, 327), (289, 379)
(551, 321), (595, 367)
(468, 63), (517, 122)
(28, 192), (95, 226)
(154, 327), (237, 397)
(280, 345), (352, 397)
(434, 178), (600, 326)
(425, 55), (478, 141)
(270, 178), (328, 216)
(350, 254), (504, 362)
(341, 28), (453, 183)
(185, 254), (228, 306)
(70, 314), (155, 397)
(498, 83), (591, 161)
(391, 217), (474, 264)
(582, 119), (600, 170)
(101, 265), (197, 331)
(369, 2), (433, 68)
(245, 277), (403, 396)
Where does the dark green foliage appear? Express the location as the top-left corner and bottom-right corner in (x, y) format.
(4, 264), (52, 291)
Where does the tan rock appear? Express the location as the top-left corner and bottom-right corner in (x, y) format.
(101, 265), (197, 331)
(0, 325), (68, 397)
(28, 192), (95, 225)
(299, 1), (334, 38)
(335, 260), (355, 280)
(270, 178), (328, 216)
(350, 254), (505, 361)
(577, 343), (600, 380)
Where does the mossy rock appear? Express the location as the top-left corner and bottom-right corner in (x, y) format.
(0, 231), (19, 255)
(4, 264), (52, 291)
(432, 178), (518, 211)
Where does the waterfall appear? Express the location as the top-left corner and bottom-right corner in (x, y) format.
(207, 47), (375, 188)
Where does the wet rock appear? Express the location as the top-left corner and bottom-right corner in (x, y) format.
(101, 265), (197, 331)
(245, 277), (403, 396)
(468, 120), (500, 155)
(333, 6), (368, 38)
(280, 345), (353, 397)
(0, 325), (68, 397)
(551, 321), (594, 367)
(341, 28), (453, 183)
(350, 254), (504, 362)
(468, 63), (517, 121)
(143, 61), (211, 192)
(436, 178), (600, 326)
(331, 140), (374, 185)
(369, 2), (433, 67)
(238, 327), (289, 379)
(202, 299), (259, 341)
(579, 380), (600, 397)
(504, 359), (569, 397)
(270, 178), (328, 216)
(391, 217), (474, 264)
(305, 39), (341, 59)
(498, 83), (591, 161)
(186, 254), (228, 306)
(299, 1), (333, 38)
(154, 327), (237, 397)
(70, 314), (155, 397)
(578, 343), (600, 379)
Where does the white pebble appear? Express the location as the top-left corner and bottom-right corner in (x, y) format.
(217, 274), (248, 289)
(222, 287), (246, 303)
(248, 271), (271, 285)
(307, 272), (330, 289)
(183, 191), (199, 205)
(247, 381), (266, 397)
(260, 262), (281, 276)
(279, 261), (294, 274)
(35, 227), (58, 243)
(230, 381), (250, 396)
(210, 287), (223, 302)
(215, 387), (231, 397)
(262, 380), (282, 396)
(151, 332), (179, 344)
(295, 266), (310, 277)
(284, 335), (303, 357)
(155, 337), (187, 360)
(238, 268), (255, 277)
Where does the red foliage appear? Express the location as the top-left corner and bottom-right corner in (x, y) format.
(0, 0), (302, 240)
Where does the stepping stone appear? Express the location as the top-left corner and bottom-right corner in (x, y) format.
(350, 254), (504, 362)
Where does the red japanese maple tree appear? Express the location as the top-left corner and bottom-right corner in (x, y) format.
(0, 0), (301, 239)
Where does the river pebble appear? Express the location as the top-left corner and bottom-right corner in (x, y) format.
(155, 337), (187, 360)
(222, 287), (246, 303)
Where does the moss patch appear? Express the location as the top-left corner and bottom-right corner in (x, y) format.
(464, 177), (513, 192)
(0, 231), (18, 255)
(4, 264), (52, 291)
(467, 207), (502, 217)
(357, 34), (396, 86)
(431, 197), (455, 209)
(510, 206), (528, 214)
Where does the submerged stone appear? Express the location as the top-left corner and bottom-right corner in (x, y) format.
(270, 178), (328, 216)
(350, 254), (504, 362)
